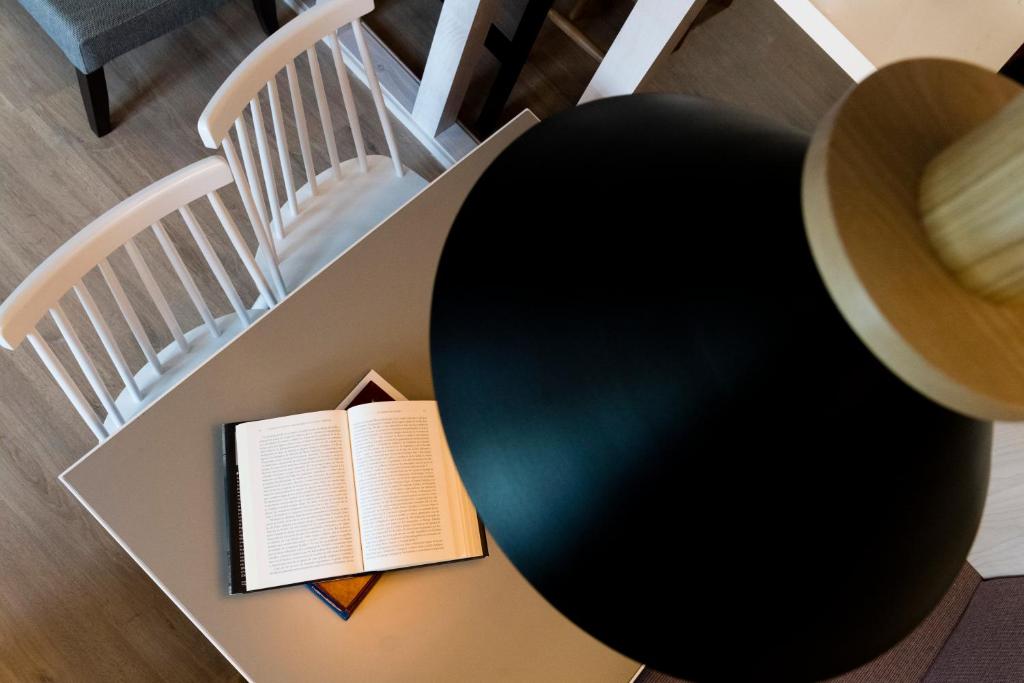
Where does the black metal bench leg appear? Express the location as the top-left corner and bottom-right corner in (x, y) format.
(253, 0), (279, 35)
(76, 66), (111, 137)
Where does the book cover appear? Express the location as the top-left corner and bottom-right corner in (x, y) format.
(307, 573), (381, 620)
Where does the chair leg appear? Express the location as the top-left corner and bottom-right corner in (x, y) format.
(475, 0), (555, 136)
(76, 67), (111, 137)
(253, 0), (279, 35)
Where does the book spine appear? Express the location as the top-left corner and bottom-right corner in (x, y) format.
(223, 423), (247, 594)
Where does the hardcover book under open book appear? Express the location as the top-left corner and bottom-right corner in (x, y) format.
(224, 372), (486, 594)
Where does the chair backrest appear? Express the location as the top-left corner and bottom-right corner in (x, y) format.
(0, 157), (277, 442)
(198, 0), (401, 254)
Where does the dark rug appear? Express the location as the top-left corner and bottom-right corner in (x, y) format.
(636, 563), (983, 682)
(923, 574), (1024, 682)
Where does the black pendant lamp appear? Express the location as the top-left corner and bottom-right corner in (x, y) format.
(431, 60), (1024, 681)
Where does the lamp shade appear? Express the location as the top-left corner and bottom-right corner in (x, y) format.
(430, 92), (992, 681)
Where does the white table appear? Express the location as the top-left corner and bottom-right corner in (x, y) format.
(61, 111), (641, 682)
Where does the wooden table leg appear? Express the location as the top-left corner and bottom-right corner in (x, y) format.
(412, 0), (498, 137)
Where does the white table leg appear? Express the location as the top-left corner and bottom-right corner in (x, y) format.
(412, 0), (498, 136)
(579, 0), (707, 103)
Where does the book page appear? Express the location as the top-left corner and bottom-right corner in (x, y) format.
(441, 432), (486, 559)
(348, 401), (474, 571)
(236, 411), (363, 590)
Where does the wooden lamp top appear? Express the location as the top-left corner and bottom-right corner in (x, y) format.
(803, 59), (1024, 421)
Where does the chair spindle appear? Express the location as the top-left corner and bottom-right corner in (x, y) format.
(221, 138), (287, 300)
(73, 280), (142, 402)
(352, 19), (402, 177)
(207, 191), (277, 307)
(152, 221), (220, 337)
(328, 31), (368, 173)
(26, 330), (108, 441)
(178, 207), (250, 325)
(306, 47), (342, 179)
(120, 241), (186, 357)
(100, 254), (169, 368)
(285, 61), (319, 197)
(266, 77), (299, 215)
(50, 303), (125, 427)
(250, 96), (285, 240)
(234, 116), (272, 235)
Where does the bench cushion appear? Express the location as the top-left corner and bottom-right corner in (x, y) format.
(17, 0), (227, 73)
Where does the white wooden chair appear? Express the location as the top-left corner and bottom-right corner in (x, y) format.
(0, 157), (277, 442)
(198, 0), (427, 300)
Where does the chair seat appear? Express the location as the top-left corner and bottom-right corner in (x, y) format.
(17, 0), (226, 72)
(256, 155), (428, 300)
(105, 307), (266, 430)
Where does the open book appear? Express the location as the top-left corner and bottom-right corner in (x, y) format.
(225, 373), (486, 593)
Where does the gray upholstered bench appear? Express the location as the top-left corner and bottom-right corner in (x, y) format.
(16, 0), (278, 136)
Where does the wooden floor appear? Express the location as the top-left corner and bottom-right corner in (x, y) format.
(3, 0), (1015, 680)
